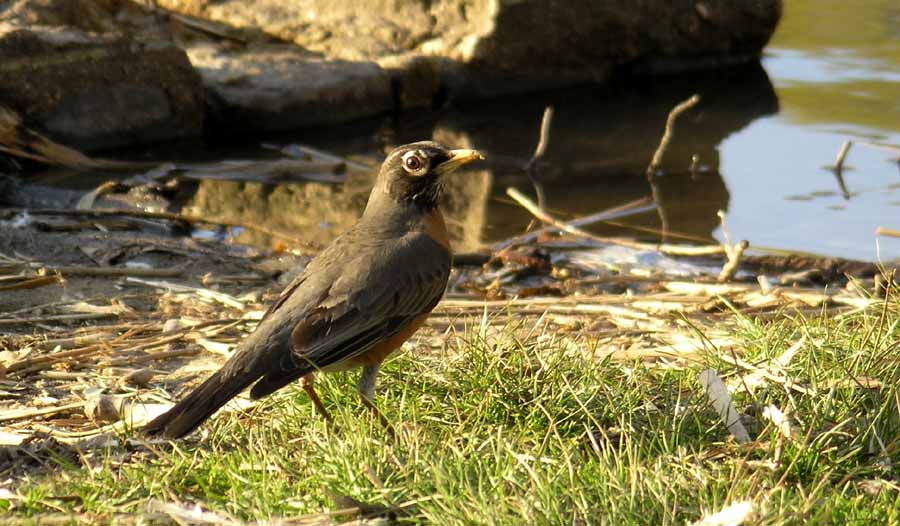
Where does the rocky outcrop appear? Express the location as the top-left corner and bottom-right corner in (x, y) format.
(0, 0), (204, 151)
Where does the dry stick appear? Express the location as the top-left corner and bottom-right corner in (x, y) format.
(0, 313), (115, 326)
(645, 94), (701, 243)
(526, 106), (555, 172)
(718, 240), (749, 283)
(715, 210), (750, 282)
(7, 262), (187, 279)
(0, 207), (316, 249)
(522, 106), (554, 231)
(827, 140), (853, 172)
(646, 94), (701, 177)
(876, 227), (900, 238)
(289, 144), (374, 173)
(105, 346), (200, 367)
(0, 402), (85, 423)
(124, 277), (245, 309)
(491, 196), (656, 252)
(0, 275), (62, 292)
(505, 187), (725, 256)
(7, 329), (193, 374)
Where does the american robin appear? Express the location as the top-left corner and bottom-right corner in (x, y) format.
(143, 142), (483, 438)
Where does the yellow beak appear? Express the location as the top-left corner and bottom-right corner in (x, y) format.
(433, 149), (484, 176)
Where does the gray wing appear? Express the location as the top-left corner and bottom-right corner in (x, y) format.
(248, 231), (450, 398)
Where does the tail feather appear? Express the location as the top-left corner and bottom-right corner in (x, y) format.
(143, 368), (259, 439)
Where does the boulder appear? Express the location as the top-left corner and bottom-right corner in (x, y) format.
(0, 0), (204, 151)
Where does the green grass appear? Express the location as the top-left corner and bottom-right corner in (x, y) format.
(4, 296), (900, 525)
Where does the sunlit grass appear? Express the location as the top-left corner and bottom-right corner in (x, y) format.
(4, 294), (900, 525)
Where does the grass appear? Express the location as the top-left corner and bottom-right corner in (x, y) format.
(4, 295), (900, 525)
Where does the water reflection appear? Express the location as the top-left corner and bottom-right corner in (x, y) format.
(6, 0), (898, 260)
(182, 62), (778, 252)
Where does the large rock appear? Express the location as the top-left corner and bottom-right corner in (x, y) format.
(0, 1), (205, 151)
(158, 0), (782, 113)
(188, 44), (393, 133)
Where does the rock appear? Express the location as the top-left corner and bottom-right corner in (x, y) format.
(0, 0), (205, 151)
(187, 43), (392, 133)
(84, 393), (122, 423)
(124, 368), (156, 388)
(157, 0), (782, 121)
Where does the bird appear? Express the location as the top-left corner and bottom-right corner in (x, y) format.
(143, 141), (483, 439)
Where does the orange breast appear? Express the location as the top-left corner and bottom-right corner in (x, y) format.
(349, 313), (431, 366)
(423, 208), (450, 251)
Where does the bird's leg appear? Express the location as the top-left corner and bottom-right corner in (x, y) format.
(300, 374), (333, 425)
(358, 364), (395, 437)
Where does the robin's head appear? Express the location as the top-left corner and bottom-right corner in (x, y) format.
(373, 141), (483, 211)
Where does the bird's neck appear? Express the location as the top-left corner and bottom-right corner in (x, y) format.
(361, 192), (432, 231)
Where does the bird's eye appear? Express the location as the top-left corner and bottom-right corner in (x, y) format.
(402, 152), (425, 174)
(404, 156), (422, 171)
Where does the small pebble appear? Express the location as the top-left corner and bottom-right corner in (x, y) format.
(162, 318), (182, 333)
(124, 368), (155, 387)
(84, 394), (121, 423)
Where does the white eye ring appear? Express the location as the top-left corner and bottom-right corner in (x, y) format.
(401, 151), (427, 176)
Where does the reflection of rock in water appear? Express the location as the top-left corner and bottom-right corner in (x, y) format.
(187, 62), (775, 250)
(437, 62), (779, 242)
(186, 132), (491, 253)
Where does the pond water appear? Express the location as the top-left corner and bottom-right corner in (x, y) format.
(7, 0), (899, 261)
(234, 0), (900, 261)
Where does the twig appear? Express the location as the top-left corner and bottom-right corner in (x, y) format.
(4, 261), (187, 278)
(266, 143), (375, 173)
(522, 106), (554, 231)
(876, 227), (900, 238)
(646, 94), (701, 177)
(526, 106), (554, 172)
(715, 211), (750, 282)
(124, 277), (245, 309)
(505, 188), (725, 256)
(0, 275), (62, 291)
(105, 346), (200, 367)
(826, 140), (853, 172)
(0, 402), (84, 423)
(0, 207), (316, 249)
(0, 313), (115, 326)
(717, 240), (748, 282)
(645, 94), (700, 243)
(492, 197), (655, 252)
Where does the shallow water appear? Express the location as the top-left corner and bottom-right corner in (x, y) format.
(7, 0), (899, 261)
(221, 0), (900, 260)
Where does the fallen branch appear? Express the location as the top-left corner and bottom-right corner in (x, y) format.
(492, 196), (655, 252)
(505, 187), (725, 256)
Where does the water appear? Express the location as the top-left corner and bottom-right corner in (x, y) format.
(6, 0), (899, 261)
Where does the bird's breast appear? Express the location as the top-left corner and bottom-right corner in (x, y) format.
(422, 208), (451, 252)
